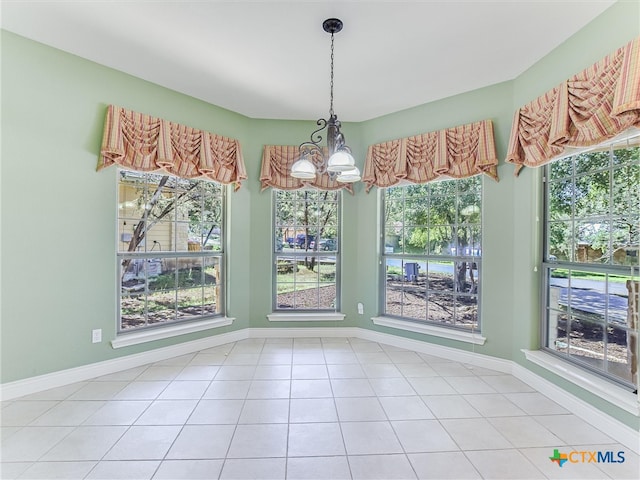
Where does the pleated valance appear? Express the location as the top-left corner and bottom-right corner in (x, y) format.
(260, 145), (354, 194)
(506, 36), (640, 175)
(98, 105), (247, 190)
(362, 119), (499, 192)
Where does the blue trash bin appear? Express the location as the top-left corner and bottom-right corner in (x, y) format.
(404, 262), (419, 282)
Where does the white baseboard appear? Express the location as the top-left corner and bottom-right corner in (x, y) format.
(0, 329), (249, 401)
(1, 326), (637, 454)
(357, 328), (513, 374)
(512, 363), (639, 454)
(248, 326), (361, 339)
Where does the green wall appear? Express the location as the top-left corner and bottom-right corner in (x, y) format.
(1, 0), (638, 430)
(0, 30), (253, 380)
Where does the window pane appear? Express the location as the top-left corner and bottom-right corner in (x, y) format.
(606, 326), (634, 383)
(148, 219), (173, 253)
(458, 195), (481, 223)
(457, 176), (481, 195)
(384, 259), (405, 317)
(405, 184), (430, 198)
(427, 261), (454, 292)
(567, 315), (605, 370)
(575, 220), (609, 264)
(292, 283), (320, 309)
(548, 179), (573, 220)
(547, 221), (572, 261)
(384, 229), (401, 254)
(566, 269), (606, 315)
(428, 196), (455, 225)
(428, 226), (455, 256)
(385, 199), (404, 226)
(382, 179), (481, 332)
(117, 170), (224, 332)
(428, 293), (454, 324)
(549, 157), (573, 181)
(405, 197), (428, 226)
(202, 225), (221, 252)
(275, 200), (295, 227)
(148, 186), (175, 223)
(404, 226), (428, 254)
(318, 282), (337, 309)
(146, 258), (177, 326)
(574, 171), (609, 217)
(429, 181), (457, 197)
(574, 150), (610, 173)
(203, 257), (220, 315)
(275, 258), (297, 309)
(454, 295), (478, 329)
(543, 142), (639, 388)
(612, 164), (640, 215)
(274, 205), (339, 316)
(456, 227), (481, 257)
(175, 257), (203, 318)
(120, 259), (147, 330)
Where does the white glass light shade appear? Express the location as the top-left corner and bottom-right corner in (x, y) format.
(290, 158), (316, 179)
(327, 149), (355, 172)
(336, 165), (361, 183)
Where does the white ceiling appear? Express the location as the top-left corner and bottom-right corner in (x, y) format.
(1, 0), (616, 122)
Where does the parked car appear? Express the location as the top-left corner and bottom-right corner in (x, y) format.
(295, 233), (315, 249)
(309, 238), (336, 251)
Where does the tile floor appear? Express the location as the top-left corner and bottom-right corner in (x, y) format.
(1, 337), (638, 479)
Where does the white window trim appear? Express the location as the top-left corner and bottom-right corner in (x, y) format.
(267, 312), (345, 322)
(111, 317), (234, 349)
(372, 316), (486, 345)
(522, 349), (639, 415)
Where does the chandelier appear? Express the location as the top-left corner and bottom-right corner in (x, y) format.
(291, 18), (361, 183)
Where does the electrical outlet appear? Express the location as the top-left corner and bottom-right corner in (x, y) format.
(357, 303), (364, 315)
(92, 329), (102, 343)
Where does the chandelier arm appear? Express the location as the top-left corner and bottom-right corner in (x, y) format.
(299, 118), (328, 149)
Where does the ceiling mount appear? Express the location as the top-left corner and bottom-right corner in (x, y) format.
(322, 18), (343, 35)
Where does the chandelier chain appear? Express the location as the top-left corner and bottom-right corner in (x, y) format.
(329, 32), (335, 116)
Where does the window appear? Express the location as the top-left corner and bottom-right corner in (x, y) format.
(543, 138), (639, 388)
(273, 189), (340, 311)
(117, 170), (225, 332)
(381, 177), (482, 330)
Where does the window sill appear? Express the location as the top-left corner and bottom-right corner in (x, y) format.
(522, 349), (639, 416)
(111, 317), (234, 349)
(267, 312), (345, 322)
(372, 316), (486, 345)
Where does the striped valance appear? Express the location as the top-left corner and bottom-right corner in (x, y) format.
(362, 119), (499, 192)
(98, 105), (247, 190)
(260, 145), (354, 193)
(507, 36), (640, 175)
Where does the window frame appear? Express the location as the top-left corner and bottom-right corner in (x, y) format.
(116, 169), (226, 334)
(271, 188), (341, 313)
(379, 177), (483, 332)
(540, 138), (639, 390)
